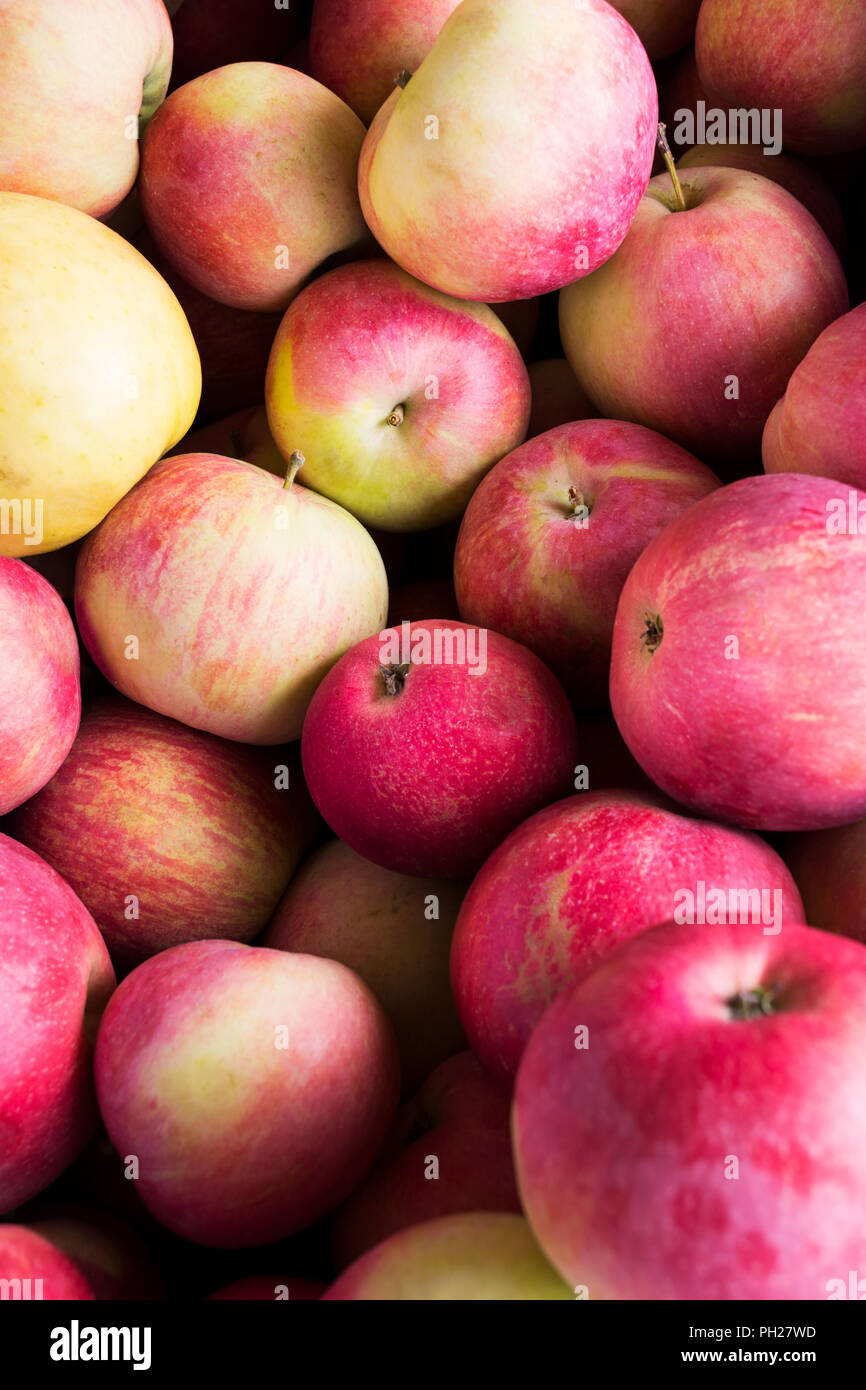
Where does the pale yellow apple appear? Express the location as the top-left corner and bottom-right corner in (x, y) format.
(0, 193), (201, 557)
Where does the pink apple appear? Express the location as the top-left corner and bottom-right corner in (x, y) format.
(696, 0), (866, 155)
(10, 697), (317, 967)
(610, 0), (701, 60)
(610, 473), (866, 830)
(207, 1276), (324, 1301)
(266, 259), (530, 531)
(330, 1051), (520, 1269)
(0, 0), (172, 217)
(74, 453), (388, 744)
(0, 1226), (94, 1300)
(763, 303), (866, 489)
(140, 62), (367, 311)
(358, 0), (657, 301)
(309, 0), (460, 124)
(0, 834), (115, 1211)
(514, 919), (866, 1299)
(301, 620), (579, 877)
(526, 360), (594, 439)
(263, 838), (466, 1093)
(170, 0), (309, 89)
(25, 1209), (163, 1299)
(0, 557), (80, 815)
(785, 818), (866, 947)
(454, 420), (719, 707)
(94, 940), (399, 1247)
(560, 167), (848, 465)
(451, 789), (803, 1087)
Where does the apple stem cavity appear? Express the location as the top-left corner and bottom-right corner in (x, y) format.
(641, 613), (664, 654)
(387, 404), (405, 427)
(567, 486), (590, 517)
(283, 450), (305, 489)
(656, 123), (687, 213)
(395, 70), (412, 89)
(381, 661), (410, 696)
(726, 983), (781, 1020)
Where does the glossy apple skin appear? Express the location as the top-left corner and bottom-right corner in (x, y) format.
(323, 1213), (572, 1300)
(454, 420), (719, 707)
(451, 790), (803, 1087)
(763, 304), (866, 489)
(75, 454), (388, 745)
(0, 559), (80, 815)
(0, 834), (115, 1211)
(266, 259), (530, 531)
(0, 1227), (94, 1299)
(526, 360), (594, 439)
(207, 1276), (325, 1301)
(696, 0), (866, 155)
(610, 0), (701, 60)
(263, 838), (466, 1093)
(309, 0), (459, 124)
(358, 0), (657, 301)
(94, 941), (400, 1247)
(301, 621), (579, 878)
(611, 474), (866, 830)
(514, 920), (866, 1300)
(140, 62), (367, 312)
(0, 0), (171, 218)
(11, 697), (317, 966)
(785, 819), (866, 946)
(331, 1051), (520, 1269)
(560, 168), (848, 466)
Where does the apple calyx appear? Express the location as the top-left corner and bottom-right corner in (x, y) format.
(387, 405), (405, 427)
(641, 613), (664, 654)
(656, 123), (687, 214)
(381, 662), (411, 696)
(395, 70), (412, 89)
(283, 450), (306, 489)
(726, 982), (781, 1020)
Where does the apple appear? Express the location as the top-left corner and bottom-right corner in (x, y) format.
(170, 0), (310, 89)
(24, 1209), (163, 1300)
(74, 453), (389, 745)
(454, 419), (720, 707)
(560, 167), (848, 465)
(330, 1051), (521, 1269)
(0, 1227), (94, 1300)
(10, 697), (317, 967)
(763, 303), (866, 489)
(0, 192), (200, 557)
(0, 833), (115, 1211)
(266, 259), (531, 531)
(94, 940), (399, 1247)
(140, 62), (368, 312)
(785, 819), (866, 947)
(610, 473), (866, 830)
(0, 0), (171, 217)
(263, 838), (466, 1093)
(514, 919), (866, 1299)
(301, 620), (580, 877)
(323, 1213), (572, 1300)
(207, 1276), (325, 1301)
(309, 0), (460, 124)
(526, 360), (594, 439)
(0, 558), (80, 815)
(358, 0), (657, 301)
(610, 0), (701, 60)
(451, 789), (803, 1087)
(387, 578), (460, 627)
(696, 0), (866, 155)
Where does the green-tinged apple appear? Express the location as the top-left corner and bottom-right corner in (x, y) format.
(74, 454), (389, 744)
(0, 193), (200, 557)
(266, 260), (530, 530)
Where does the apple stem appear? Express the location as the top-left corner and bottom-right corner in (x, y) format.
(568, 486), (588, 516)
(395, 70), (412, 89)
(387, 405), (405, 427)
(381, 662), (410, 696)
(656, 123), (687, 213)
(727, 983), (780, 1020)
(283, 450), (305, 489)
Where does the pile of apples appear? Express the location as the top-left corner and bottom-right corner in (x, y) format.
(2, 0), (866, 1303)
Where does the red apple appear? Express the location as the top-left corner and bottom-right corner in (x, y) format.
(0, 557), (80, 815)
(451, 790), (803, 1087)
(785, 819), (866, 947)
(560, 167), (848, 466)
(330, 1051), (520, 1269)
(454, 419), (719, 707)
(207, 1276), (324, 1300)
(514, 919), (866, 1299)
(94, 941), (399, 1247)
(74, 453), (388, 745)
(763, 303), (866, 489)
(0, 834), (115, 1211)
(610, 474), (866, 830)
(526, 360), (594, 439)
(301, 620), (579, 877)
(0, 1227), (94, 1300)
(10, 697), (317, 967)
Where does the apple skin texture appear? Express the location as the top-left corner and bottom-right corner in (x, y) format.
(94, 940), (400, 1248)
(301, 620), (580, 878)
(266, 259), (531, 532)
(0, 834), (115, 1212)
(763, 303), (866, 490)
(74, 453), (389, 745)
(358, 0), (658, 301)
(560, 166), (848, 465)
(610, 474), (866, 831)
(514, 920), (866, 1300)
(451, 790), (803, 1087)
(0, 558), (80, 815)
